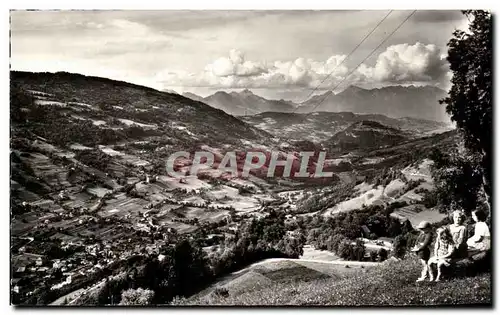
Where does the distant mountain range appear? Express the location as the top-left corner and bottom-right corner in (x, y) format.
(183, 85), (450, 123)
(183, 89), (296, 116)
(163, 89), (179, 95)
(297, 85), (450, 122)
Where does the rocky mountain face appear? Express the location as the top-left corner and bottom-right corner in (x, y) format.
(296, 85), (449, 122)
(184, 89), (296, 116)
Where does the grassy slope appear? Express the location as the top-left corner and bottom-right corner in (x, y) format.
(11, 71), (272, 145)
(174, 257), (491, 306)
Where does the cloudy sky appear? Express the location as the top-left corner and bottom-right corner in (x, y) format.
(10, 10), (469, 101)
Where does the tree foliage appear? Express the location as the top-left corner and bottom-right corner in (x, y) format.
(440, 10), (492, 206)
(430, 145), (485, 213)
(119, 288), (155, 306)
(10, 84), (33, 123)
(377, 248), (388, 262)
(77, 212), (303, 306)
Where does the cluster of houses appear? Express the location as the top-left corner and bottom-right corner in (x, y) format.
(11, 235), (141, 300)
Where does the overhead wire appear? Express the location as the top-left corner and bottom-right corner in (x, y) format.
(297, 10), (418, 116)
(292, 10), (394, 113)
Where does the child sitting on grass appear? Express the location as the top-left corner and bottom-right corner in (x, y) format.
(467, 209), (490, 253)
(411, 221), (433, 282)
(428, 227), (455, 282)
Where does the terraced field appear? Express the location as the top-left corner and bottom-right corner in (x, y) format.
(391, 206), (447, 227)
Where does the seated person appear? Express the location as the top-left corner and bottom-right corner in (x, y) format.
(467, 209), (490, 253)
(449, 210), (468, 259)
(428, 227), (455, 282)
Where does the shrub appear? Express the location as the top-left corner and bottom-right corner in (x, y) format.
(119, 288), (155, 305)
(212, 287), (229, 298)
(377, 248), (388, 262)
(422, 189), (439, 209)
(392, 235), (407, 259)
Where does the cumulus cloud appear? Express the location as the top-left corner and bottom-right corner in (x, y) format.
(205, 49), (267, 77)
(371, 43), (448, 83)
(157, 42), (448, 90)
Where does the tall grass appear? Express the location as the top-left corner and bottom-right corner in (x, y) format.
(174, 257), (491, 306)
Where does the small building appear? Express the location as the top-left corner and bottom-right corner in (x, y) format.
(52, 259), (67, 269)
(35, 257), (43, 266)
(52, 259), (60, 268)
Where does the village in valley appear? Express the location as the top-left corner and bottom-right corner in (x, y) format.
(9, 9), (491, 306)
(10, 80), (453, 303)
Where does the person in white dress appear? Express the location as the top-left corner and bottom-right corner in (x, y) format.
(428, 227), (455, 282)
(467, 209), (490, 252)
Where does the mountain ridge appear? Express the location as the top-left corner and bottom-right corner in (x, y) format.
(197, 89), (296, 116)
(10, 70), (273, 148)
(182, 85), (449, 122)
(297, 85), (449, 122)
(241, 111), (453, 143)
(325, 119), (410, 152)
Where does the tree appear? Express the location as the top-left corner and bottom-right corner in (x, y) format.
(422, 189), (438, 209)
(212, 287), (230, 298)
(377, 248), (388, 262)
(36, 291), (49, 305)
(119, 288), (154, 306)
(352, 239), (366, 261)
(10, 83), (34, 123)
(282, 236), (304, 258)
(386, 218), (401, 237)
(44, 242), (66, 259)
(97, 278), (111, 305)
(392, 235), (407, 259)
(337, 240), (352, 260)
(172, 239), (212, 297)
(328, 234), (345, 253)
(430, 146), (484, 214)
(440, 10), (492, 210)
(307, 228), (321, 245)
(35, 283), (54, 305)
(400, 219), (413, 235)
